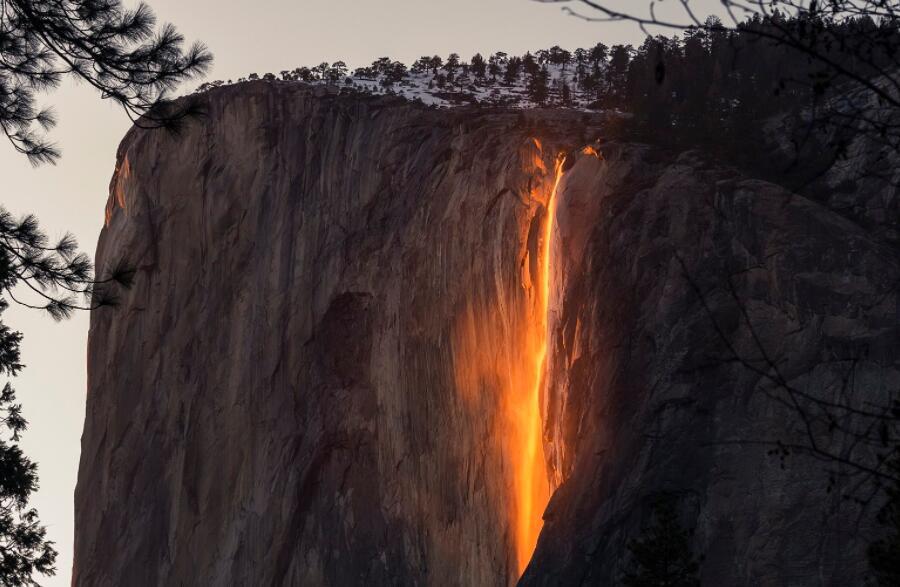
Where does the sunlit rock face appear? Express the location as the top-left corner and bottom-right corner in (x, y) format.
(76, 81), (899, 587)
(75, 81), (597, 586)
(524, 146), (900, 586)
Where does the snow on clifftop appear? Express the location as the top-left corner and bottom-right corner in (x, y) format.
(195, 47), (616, 110)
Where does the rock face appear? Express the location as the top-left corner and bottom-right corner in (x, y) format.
(75, 81), (593, 586)
(526, 146), (900, 585)
(76, 81), (900, 586)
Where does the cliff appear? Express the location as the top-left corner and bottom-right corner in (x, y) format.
(526, 146), (900, 585)
(75, 81), (900, 585)
(76, 81), (595, 585)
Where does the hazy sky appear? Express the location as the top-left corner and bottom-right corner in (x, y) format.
(0, 1), (725, 584)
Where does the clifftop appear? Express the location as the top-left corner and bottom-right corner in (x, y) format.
(193, 46), (619, 110)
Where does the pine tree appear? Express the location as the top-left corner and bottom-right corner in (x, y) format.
(443, 53), (461, 82)
(504, 57), (522, 85)
(0, 333), (56, 586)
(548, 45), (572, 70)
(488, 52), (507, 80)
(327, 61), (348, 83)
(590, 41), (609, 65)
(623, 496), (701, 587)
(580, 71), (598, 95)
(371, 57), (391, 76)
(411, 56), (431, 74)
(607, 44), (633, 107)
(574, 47), (588, 65)
(561, 82), (571, 105)
(523, 51), (539, 77)
(470, 53), (487, 79)
(295, 67), (315, 82)
(527, 66), (550, 105)
(429, 55), (443, 75)
(1, 0), (210, 164)
(384, 61), (407, 85)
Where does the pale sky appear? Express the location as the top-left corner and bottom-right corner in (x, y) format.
(0, 1), (725, 584)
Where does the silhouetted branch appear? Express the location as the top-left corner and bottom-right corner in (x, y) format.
(0, 0), (212, 164)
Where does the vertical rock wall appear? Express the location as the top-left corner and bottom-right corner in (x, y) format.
(75, 81), (899, 586)
(525, 144), (900, 586)
(75, 82), (588, 586)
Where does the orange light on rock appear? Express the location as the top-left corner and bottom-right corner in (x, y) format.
(449, 145), (565, 583)
(515, 153), (565, 575)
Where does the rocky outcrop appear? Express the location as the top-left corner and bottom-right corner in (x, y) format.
(76, 81), (900, 586)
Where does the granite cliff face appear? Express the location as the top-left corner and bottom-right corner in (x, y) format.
(76, 81), (900, 586)
(76, 81), (593, 586)
(527, 146), (900, 585)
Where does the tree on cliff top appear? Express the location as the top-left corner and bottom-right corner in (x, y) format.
(537, 0), (900, 178)
(622, 495), (701, 587)
(527, 65), (550, 105)
(1, 0), (211, 165)
(470, 53), (487, 79)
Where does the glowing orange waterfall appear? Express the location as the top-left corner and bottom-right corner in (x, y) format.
(515, 153), (565, 575)
(450, 145), (566, 582)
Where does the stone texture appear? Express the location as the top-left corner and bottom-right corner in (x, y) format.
(75, 81), (597, 586)
(524, 145), (900, 586)
(76, 81), (900, 586)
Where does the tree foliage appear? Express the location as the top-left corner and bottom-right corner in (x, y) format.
(0, 375), (56, 586)
(527, 65), (550, 104)
(0, 0), (211, 165)
(540, 1), (900, 177)
(0, 209), (133, 319)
